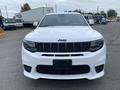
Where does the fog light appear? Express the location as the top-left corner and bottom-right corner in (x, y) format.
(95, 65), (104, 73)
(24, 65), (32, 73)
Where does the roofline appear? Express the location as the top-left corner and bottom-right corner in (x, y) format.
(46, 12), (81, 15)
(15, 7), (53, 14)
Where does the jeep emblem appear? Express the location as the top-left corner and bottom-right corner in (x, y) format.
(58, 39), (67, 42)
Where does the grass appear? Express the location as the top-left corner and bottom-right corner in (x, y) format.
(0, 28), (6, 38)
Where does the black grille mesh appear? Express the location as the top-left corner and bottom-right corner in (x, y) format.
(36, 42), (90, 53)
(36, 65), (90, 75)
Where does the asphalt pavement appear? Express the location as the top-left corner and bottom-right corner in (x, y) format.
(0, 22), (120, 90)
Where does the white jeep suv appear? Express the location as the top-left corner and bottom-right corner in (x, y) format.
(22, 13), (106, 80)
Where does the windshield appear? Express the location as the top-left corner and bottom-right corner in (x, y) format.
(16, 19), (23, 23)
(88, 16), (93, 19)
(39, 14), (88, 27)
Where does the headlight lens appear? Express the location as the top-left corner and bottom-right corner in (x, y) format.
(89, 39), (104, 52)
(23, 40), (37, 52)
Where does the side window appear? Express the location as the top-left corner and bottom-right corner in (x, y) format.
(47, 10), (51, 13)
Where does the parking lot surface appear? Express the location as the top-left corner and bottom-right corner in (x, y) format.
(0, 22), (120, 90)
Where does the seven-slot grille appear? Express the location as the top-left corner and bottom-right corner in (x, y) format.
(36, 42), (90, 53)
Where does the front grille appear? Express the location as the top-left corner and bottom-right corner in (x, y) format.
(36, 42), (90, 53)
(36, 65), (90, 75)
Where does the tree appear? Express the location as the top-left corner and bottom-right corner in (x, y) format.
(94, 13), (100, 15)
(107, 9), (117, 18)
(88, 12), (93, 15)
(21, 3), (31, 12)
(73, 9), (81, 13)
(0, 16), (3, 21)
(100, 11), (107, 18)
(65, 10), (72, 12)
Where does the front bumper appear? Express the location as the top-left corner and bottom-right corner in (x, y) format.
(22, 45), (106, 80)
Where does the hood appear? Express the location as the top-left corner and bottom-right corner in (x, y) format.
(25, 26), (103, 42)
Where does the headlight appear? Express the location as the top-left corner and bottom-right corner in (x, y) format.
(23, 40), (37, 52)
(89, 39), (104, 52)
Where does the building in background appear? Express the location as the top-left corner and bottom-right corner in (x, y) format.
(14, 7), (53, 27)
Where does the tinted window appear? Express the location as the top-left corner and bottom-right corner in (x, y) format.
(39, 14), (88, 27)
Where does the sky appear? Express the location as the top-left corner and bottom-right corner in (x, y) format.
(0, 0), (120, 18)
